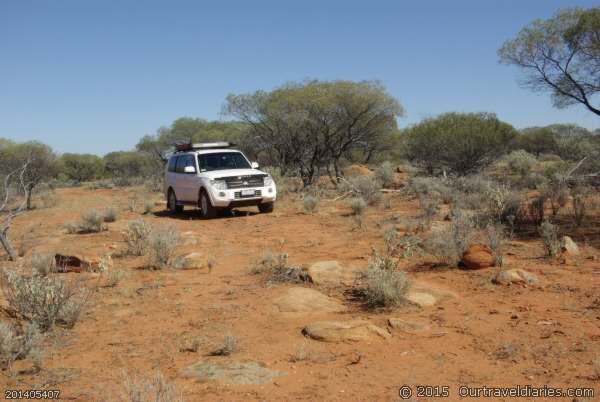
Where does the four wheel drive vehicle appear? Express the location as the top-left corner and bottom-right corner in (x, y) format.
(164, 142), (277, 218)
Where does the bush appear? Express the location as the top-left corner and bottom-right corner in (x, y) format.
(31, 253), (57, 277)
(79, 209), (106, 233)
(349, 197), (367, 216)
(486, 224), (505, 267)
(0, 270), (89, 331)
(404, 112), (517, 175)
(147, 225), (180, 269)
(572, 186), (590, 226)
(418, 195), (440, 230)
(250, 252), (308, 283)
(340, 176), (382, 205)
(505, 150), (537, 177)
(374, 161), (395, 188)
(124, 219), (153, 256)
(209, 334), (238, 356)
(103, 207), (118, 223)
(541, 180), (569, 216)
(142, 200), (154, 215)
(303, 195), (318, 214)
(122, 370), (182, 402)
(424, 209), (475, 265)
(538, 220), (560, 257)
(408, 177), (452, 203)
(0, 322), (42, 370)
(362, 253), (410, 308)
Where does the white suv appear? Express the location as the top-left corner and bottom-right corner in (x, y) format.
(164, 142), (277, 218)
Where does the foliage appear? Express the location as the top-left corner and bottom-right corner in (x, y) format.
(225, 80), (404, 185)
(349, 197), (367, 216)
(374, 161), (395, 188)
(340, 176), (383, 205)
(56, 153), (104, 182)
(78, 209), (107, 233)
(0, 322), (42, 370)
(124, 219), (153, 256)
(147, 225), (181, 269)
(250, 252), (308, 283)
(403, 112), (517, 175)
(538, 220), (560, 257)
(302, 195), (318, 214)
(361, 253), (410, 308)
(499, 7), (600, 116)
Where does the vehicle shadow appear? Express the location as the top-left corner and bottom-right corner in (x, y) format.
(153, 209), (259, 220)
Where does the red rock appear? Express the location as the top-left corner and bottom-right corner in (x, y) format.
(461, 244), (495, 269)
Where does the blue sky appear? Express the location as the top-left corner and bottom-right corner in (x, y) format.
(1, 0), (598, 155)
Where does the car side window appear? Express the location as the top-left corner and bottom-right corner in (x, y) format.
(168, 156), (178, 172)
(175, 155), (188, 173)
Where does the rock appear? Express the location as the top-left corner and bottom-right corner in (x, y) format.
(461, 244), (495, 269)
(342, 164), (372, 177)
(302, 320), (390, 342)
(180, 360), (285, 385)
(274, 287), (346, 313)
(560, 236), (579, 256)
(388, 318), (431, 334)
(492, 269), (539, 285)
(181, 252), (204, 268)
(54, 253), (98, 272)
(306, 261), (358, 287)
(404, 280), (456, 307)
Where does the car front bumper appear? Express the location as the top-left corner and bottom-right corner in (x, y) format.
(209, 185), (277, 207)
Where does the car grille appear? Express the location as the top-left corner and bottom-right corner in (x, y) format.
(221, 175), (265, 189)
(234, 190), (262, 199)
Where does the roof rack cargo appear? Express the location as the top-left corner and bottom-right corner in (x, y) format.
(174, 142), (236, 152)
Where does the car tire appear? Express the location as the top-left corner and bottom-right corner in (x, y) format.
(168, 189), (184, 213)
(258, 202), (274, 213)
(199, 190), (217, 218)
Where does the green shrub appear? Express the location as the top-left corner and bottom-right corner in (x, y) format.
(538, 220), (560, 257)
(362, 253), (410, 308)
(486, 224), (505, 267)
(122, 370), (182, 402)
(147, 225), (180, 269)
(374, 161), (395, 188)
(79, 209), (106, 233)
(250, 252), (307, 283)
(340, 176), (382, 205)
(303, 195), (318, 214)
(349, 197), (367, 216)
(424, 208), (475, 265)
(31, 253), (57, 277)
(0, 322), (42, 370)
(505, 150), (537, 177)
(103, 207), (118, 222)
(0, 270), (89, 331)
(124, 219), (153, 256)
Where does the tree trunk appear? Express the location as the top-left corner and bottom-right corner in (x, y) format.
(0, 230), (17, 261)
(26, 184), (34, 210)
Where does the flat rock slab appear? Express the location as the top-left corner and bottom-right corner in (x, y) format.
(180, 360), (285, 385)
(306, 261), (359, 287)
(274, 287), (346, 313)
(302, 320), (390, 342)
(404, 281), (457, 307)
(492, 269), (539, 285)
(388, 318), (431, 334)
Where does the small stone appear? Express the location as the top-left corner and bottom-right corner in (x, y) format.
(180, 360), (285, 385)
(560, 236), (579, 256)
(274, 287), (346, 313)
(492, 269), (539, 285)
(387, 318), (431, 334)
(306, 261), (359, 287)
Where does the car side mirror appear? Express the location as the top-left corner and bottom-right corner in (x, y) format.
(184, 166), (196, 174)
(251, 162), (259, 169)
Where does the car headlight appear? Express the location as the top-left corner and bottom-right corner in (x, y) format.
(210, 179), (227, 190)
(264, 175), (273, 186)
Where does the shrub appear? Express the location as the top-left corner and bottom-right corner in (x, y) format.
(124, 219), (153, 256)
(482, 183), (524, 225)
(37, 189), (58, 209)
(103, 207), (118, 223)
(418, 195), (440, 230)
(362, 253), (410, 308)
(374, 161), (395, 188)
(538, 220), (560, 257)
(340, 176), (382, 205)
(404, 112), (517, 175)
(30, 253), (57, 277)
(209, 334), (238, 356)
(142, 200), (154, 215)
(0, 322), (42, 370)
(527, 196), (545, 225)
(349, 197), (367, 216)
(122, 370), (182, 402)
(79, 209), (106, 233)
(424, 209), (475, 265)
(541, 180), (569, 216)
(571, 186), (590, 226)
(485, 224), (505, 267)
(250, 252), (307, 283)
(302, 195), (318, 214)
(408, 177), (452, 203)
(0, 270), (89, 331)
(103, 269), (124, 288)
(147, 225), (180, 269)
(505, 150), (537, 177)
(64, 221), (79, 234)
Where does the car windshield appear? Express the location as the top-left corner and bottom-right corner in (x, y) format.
(197, 152), (251, 171)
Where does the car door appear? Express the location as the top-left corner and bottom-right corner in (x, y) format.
(175, 154), (197, 202)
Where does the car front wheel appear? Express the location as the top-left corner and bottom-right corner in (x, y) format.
(199, 190), (217, 218)
(168, 190), (183, 213)
(258, 202), (274, 213)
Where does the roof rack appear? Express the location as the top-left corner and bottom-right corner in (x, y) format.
(174, 141), (236, 152)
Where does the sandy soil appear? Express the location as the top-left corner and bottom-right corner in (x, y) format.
(1, 186), (599, 401)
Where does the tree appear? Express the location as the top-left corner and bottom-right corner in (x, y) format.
(0, 161), (29, 261)
(225, 80), (404, 185)
(103, 151), (154, 179)
(0, 141), (56, 209)
(499, 7), (600, 116)
(403, 112), (517, 175)
(516, 127), (559, 156)
(57, 153), (104, 182)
